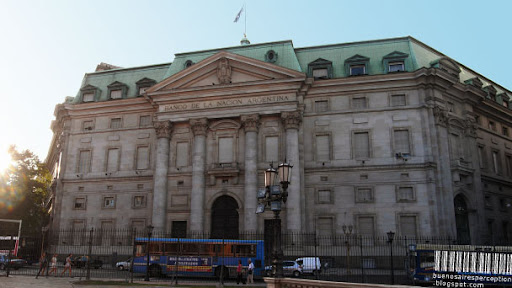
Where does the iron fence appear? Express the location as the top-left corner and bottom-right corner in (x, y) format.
(0, 228), (457, 285)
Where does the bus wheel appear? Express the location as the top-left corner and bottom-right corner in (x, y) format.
(149, 264), (161, 277)
(215, 266), (228, 279)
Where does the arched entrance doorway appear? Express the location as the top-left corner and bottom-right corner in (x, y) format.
(454, 194), (471, 244)
(211, 195), (239, 239)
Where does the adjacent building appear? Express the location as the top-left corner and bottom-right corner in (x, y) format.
(46, 36), (512, 245)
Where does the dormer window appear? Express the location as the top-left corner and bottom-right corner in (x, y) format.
(345, 54), (369, 77)
(265, 50), (278, 63)
(107, 81), (128, 100)
(83, 93), (94, 102)
(136, 78), (157, 96)
(382, 51), (408, 74)
(307, 58), (333, 80)
(350, 65), (366, 76)
(483, 86), (497, 101)
(80, 84), (100, 103)
(388, 61), (405, 72)
(184, 60), (194, 68)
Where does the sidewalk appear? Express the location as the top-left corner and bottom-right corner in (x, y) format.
(0, 275), (163, 288)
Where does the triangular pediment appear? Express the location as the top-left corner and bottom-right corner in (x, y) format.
(147, 51), (305, 93)
(309, 58), (332, 66)
(345, 54), (370, 63)
(383, 51), (409, 60)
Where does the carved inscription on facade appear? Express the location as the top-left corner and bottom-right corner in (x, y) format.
(160, 95), (293, 112)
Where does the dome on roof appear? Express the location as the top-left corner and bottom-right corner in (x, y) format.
(240, 34), (250, 45)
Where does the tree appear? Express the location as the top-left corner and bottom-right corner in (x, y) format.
(0, 145), (52, 234)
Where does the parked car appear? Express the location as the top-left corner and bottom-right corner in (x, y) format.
(116, 258), (132, 271)
(0, 255), (27, 270)
(295, 257), (322, 275)
(265, 260), (302, 277)
(72, 256), (103, 269)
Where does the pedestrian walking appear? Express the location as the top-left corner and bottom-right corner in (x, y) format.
(48, 253), (58, 276)
(247, 258), (254, 284)
(35, 252), (48, 279)
(60, 253), (73, 277)
(236, 259), (246, 284)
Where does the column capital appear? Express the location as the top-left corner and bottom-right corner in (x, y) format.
(281, 110), (302, 130)
(241, 114), (260, 133)
(433, 105), (448, 127)
(154, 121), (172, 139)
(190, 118), (209, 136)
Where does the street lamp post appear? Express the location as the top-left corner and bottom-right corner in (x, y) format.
(387, 231), (395, 285)
(144, 225), (154, 282)
(256, 161), (292, 278)
(342, 225), (353, 276)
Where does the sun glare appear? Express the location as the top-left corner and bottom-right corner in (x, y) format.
(0, 146), (12, 174)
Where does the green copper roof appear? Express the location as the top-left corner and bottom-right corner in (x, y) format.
(71, 63), (171, 104)
(71, 36), (510, 105)
(163, 40), (302, 78)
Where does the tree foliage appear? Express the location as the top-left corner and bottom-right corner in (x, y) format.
(0, 145), (52, 234)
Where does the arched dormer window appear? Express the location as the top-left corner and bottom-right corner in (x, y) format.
(344, 54), (369, 76)
(307, 58), (333, 80)
(136, 77), (156, 96)
(382, 51), (409, 73)
(184, 60), (194, 68)
(107, 81), (128, 100)
(80, 84), (100, 103)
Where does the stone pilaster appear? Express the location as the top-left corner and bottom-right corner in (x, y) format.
(189, 118), (208, 233)
(241, 114), (260, 232)
(152, 121), (172, 232)
(281, 111), (302, 232)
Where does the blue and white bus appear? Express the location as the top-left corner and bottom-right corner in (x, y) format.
(132, 237), (265, 279)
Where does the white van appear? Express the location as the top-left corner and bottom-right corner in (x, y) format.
(295, 257), (321, 275)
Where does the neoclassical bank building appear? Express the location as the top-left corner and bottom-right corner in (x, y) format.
(46, 36), (512, 245)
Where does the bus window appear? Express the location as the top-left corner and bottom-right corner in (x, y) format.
(149, 242), (162, 255)
(235, 244), (256, 257)
(164, 243), (179, 254)
(419, 252), (434, 268)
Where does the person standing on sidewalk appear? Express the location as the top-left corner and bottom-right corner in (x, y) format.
(60, 253), (73, 277)
(247, 259), (254, 284)
(35, 252), (48, 279)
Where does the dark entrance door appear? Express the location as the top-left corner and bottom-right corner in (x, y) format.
(211, 195), (239, 239)
(454, 195), (471, 244)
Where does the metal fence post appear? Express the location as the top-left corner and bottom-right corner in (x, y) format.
(130, 228), (136, 284)
(359, 235), (365, 283)
(86, 228), (93, 280)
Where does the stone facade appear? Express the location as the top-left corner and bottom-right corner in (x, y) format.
(45, 37), (512, 245)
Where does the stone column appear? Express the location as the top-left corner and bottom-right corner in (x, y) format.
(281, 111), (302, 232)
(152, 121), (172, 232)
(189, 118), (208, 234)
(241, 114), (260, 233)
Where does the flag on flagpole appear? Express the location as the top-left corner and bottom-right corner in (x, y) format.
(234, 7), (243, 23)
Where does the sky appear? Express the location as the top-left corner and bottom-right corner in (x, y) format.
(1, 0), (511, 170)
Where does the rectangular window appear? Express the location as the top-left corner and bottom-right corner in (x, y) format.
(394, 129), (410, 154)
(83, 93), (94, 102)
(315, 100), (328, 113)
(136, 146), (149, 170)
(506, 155), (512, 177)
(139, 87), (148, 95)
(489, 121), (496, 131)
(103, 196), (115, 208)
(317, 217), (334, 245)
(316, 135), (330, 161)
(355, 187), (373, 203)
(265, 136), (279, 162)
(133, 195), (146, 208)
(504, 101), (509, 108)
(317, 189), (331, 203)
(357, 216), (375, 238)
(354, 132), (370, 159)
(503, 127), (509, 137)
(450, 133), (461, 160)
(492, 150), (501, 174)
(171, 221), (187, 238)
(388, 62), (404, 72)
(83, 120), (94, 131)
(218, 137), (233, 164)
(110, 89), (122, 99)
(350, 65), (365, 76)
(139, 115), (151, 127)
(106, 148), (119, 172)
(74, 197), (86, 210)
(110, 118), (122, 129)
(391, 95), (406, 106)
(399, 215), (417, 238)
(478, 145), (486, 169)
(397, 187), (415, 202)
(312, 68), (329, 79)
(176, 142), (189, 167)
(78, 150), (91, 173)
(485, 195), (492, 209)
(352, 97), (367, 109)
